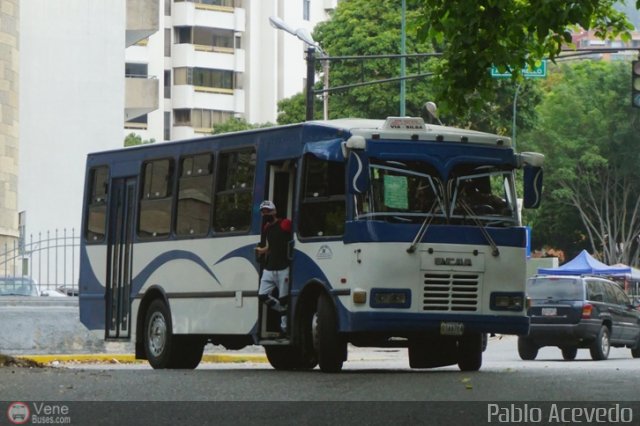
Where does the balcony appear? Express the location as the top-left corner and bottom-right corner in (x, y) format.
(125, 76), (159, 121)
(172, 85), (243, 113)
(126, 0), (160, 47)
(173, 1), (244, 31)
(172, 44), (244, 72)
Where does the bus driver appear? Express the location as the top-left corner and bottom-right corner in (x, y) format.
(255, 200), (292, 334)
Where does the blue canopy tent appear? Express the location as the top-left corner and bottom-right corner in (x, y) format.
(537, 249), (631, 276)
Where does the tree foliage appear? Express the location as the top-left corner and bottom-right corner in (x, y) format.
(212, 117), (274, 135)
(278, 0), (542, 135)
(417, 0), (637, 116)
(521, 60), (640, 264)
(124, 133), (155, 147)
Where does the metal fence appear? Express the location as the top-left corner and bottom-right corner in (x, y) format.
(0, 229), (79, 295)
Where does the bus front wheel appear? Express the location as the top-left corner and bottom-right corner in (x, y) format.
(312, 293), (347, 373)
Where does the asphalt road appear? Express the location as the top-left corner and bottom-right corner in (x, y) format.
(2, 336), (640, 425)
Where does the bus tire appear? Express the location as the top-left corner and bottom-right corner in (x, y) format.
(265, 346), (303, 370)
(457, 333), (483, 371)
(313, 293), (346, 373)
(173, 337), (204, 369)
(143, 299), (176, 369)
(408, 337), (457, 368)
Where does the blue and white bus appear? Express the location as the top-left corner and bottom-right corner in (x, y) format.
(79, 116), (544, 372)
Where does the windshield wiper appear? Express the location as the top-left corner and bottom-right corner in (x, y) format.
(406, 200), (440, 254)
(457, 198), (500, 257)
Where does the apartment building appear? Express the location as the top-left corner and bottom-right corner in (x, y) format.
(127, 0), (337, 143)
(0, 0), (19, 251)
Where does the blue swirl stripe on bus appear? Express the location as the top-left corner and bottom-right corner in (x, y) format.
(214, 244), (262, 273)
(131, 249), (221, 295)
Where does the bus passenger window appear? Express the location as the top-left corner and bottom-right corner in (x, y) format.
(213, 149), (255, 233)
(138, 159), (174, 238)
(176, 154), (213, 237)
(85, 166), (109, 242)
(299, 155), (345, 238)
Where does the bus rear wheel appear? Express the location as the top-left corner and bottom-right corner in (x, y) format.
(173, 336), (204, 369)
(312, 293), (347, 373)
(144, 299), (175, 369)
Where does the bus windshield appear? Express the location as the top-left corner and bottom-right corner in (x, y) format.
(449, 168), (518, 226)
(355, 161), (446, 222)
(354, 161), (518, 226)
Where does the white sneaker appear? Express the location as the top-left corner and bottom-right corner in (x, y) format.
(280, 315), (288, 333)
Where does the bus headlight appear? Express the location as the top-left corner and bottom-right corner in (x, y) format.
(370, 289), (411, 308)
(490, 292), (525, 311)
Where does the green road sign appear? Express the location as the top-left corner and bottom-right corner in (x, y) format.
(490, 60), (547, 78)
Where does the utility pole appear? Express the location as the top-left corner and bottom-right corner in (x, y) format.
(400, 0), (406, 116)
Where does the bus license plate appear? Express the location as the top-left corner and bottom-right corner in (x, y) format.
(440, 322), (464, 336)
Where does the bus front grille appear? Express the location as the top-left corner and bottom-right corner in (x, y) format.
(422, 272), (479, 312)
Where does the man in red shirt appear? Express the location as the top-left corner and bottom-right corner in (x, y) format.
(255, 200), (292, 334)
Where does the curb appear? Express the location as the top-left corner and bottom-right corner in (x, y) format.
(17, 353), (268, 365)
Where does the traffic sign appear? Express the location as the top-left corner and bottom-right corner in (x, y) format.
(490, 61), (547, 78)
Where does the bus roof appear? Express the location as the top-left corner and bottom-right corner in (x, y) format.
(310, 117), (512, 147)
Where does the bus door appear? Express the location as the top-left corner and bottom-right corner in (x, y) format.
(106, 177), (136, 339)
(260, 161), (296, 338)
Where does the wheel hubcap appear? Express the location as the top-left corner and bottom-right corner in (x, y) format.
(602, 332), (610, 355)
(148, 312), (167, 357)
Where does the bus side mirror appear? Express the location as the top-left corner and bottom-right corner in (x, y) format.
(523, 165), (543, 209)
(347, 151), (369, 194)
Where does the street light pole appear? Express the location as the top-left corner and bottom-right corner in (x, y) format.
(269, 16), (328, 121)
(305, 46), (316, 121)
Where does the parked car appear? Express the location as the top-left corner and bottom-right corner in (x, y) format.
(0, 276), (40, 296)
(0, 276), (68, 297)
(519, 275), (640, 361)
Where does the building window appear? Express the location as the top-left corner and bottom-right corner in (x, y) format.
(125, 114), (148, 130)
(175, 27), (192, 44)
(193, 68), (234, 90)
(214, 149), (255, 232)
(298, 154), (345, 238)
(138, 159), (175, 239)
(176, 154), (214, 237)
(303, 0), (311, 20)
(85, 167), (109, 243)
(164, 0), (171, 15)
(173, 109), (233, 129)
(164, 28), (171, 57)
(164, 70), (171, 99)
(125, 63), (148, 78)
(164, 112), (171, 141)
(174, 109), (191, 125)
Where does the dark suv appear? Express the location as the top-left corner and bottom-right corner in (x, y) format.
(518, 275), (640, 361)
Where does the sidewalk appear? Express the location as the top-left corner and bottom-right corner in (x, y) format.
(13, 345), (407, 366)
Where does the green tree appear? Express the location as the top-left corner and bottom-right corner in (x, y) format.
(417, 0), (637, 116)
(124, 133), (155, 147)
(521, 60), (640, 265)
(212, 117), (274, 134)
(277, 0), (542, 135)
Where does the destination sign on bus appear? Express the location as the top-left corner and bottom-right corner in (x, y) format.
(382, 117), (426, 131)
